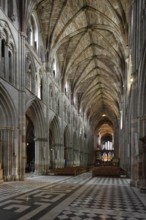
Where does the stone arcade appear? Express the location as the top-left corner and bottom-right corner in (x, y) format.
(0, 0), (146, 192)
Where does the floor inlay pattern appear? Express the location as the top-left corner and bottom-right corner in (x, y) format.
(0, 173), (145, 220)
(0, 175), (70, 201)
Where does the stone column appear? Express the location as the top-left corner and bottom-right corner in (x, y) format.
(35, 138), (48, 175)
(67, 147), (73, 167)
(18, 32), (26, 180)
(139, 136), (146, 191)
(52, 143), (64, 168)
(0, 129), (14, 181)
(114, 127), (119, 159)
(35, 139), (41, 174)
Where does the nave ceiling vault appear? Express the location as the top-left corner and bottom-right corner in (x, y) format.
(25, 0), (129, 134)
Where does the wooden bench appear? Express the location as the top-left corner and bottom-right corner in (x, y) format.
(92, 166), (120, 177)
(53, 167), (78, 176)
(75, 166), (86, 175)
(53, 166), (88, 176)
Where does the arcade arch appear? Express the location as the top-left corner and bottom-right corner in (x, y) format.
(0, 84), (17, 180)
(25, 98), (46, 174)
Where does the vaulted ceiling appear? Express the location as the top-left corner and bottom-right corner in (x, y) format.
(33, 0), (129, 132)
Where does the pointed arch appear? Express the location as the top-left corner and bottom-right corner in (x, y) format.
(49, 115), (61, 145)
(0, 83), (17, 180)
(26, 98), (46, 138)
(0, 83), (17, 127)
(25, 97), (47, 174)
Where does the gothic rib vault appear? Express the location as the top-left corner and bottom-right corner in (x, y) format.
(31, 0), (129, 135)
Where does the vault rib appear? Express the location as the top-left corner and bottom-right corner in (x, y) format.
(52, 4), (121, 49)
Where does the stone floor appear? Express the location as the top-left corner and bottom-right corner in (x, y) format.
(0, 172), (146, 220)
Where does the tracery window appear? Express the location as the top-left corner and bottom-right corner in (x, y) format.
(1, 39), (5, 76)
(0, 33), (15, 85)
(0, 0), (15, 20)
(8, 50), (12, 83)
(26, 15), (38, 52)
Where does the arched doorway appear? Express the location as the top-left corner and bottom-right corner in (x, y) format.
(26, 116), (35, 172)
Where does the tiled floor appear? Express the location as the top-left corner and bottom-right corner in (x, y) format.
(0, 172), (145, 220)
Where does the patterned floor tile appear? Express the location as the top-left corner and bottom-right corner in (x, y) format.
(0, 173), (145, 220)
